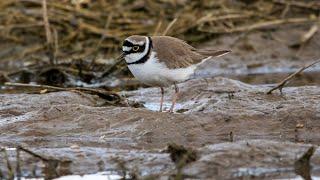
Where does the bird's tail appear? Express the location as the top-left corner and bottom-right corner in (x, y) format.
(195, 49), (231, 67)
(197, 49), (231, 57)
(188, 49), (231, 80)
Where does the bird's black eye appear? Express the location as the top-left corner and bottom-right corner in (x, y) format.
(132, 46), (139, 51)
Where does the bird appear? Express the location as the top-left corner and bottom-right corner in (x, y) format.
(121, 35), (230, 112)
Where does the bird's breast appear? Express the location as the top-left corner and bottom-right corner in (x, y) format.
(126, 52), (195, 87)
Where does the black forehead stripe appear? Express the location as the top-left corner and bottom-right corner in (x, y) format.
(127, 36), (153, 65)
(123, 40), (134, 47)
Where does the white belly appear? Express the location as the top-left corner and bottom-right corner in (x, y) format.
(127, 52), (195, 87)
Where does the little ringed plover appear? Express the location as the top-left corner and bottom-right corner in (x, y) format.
(121, 35), (230, 112)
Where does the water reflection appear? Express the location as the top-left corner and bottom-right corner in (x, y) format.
(55, 171), (131, 180)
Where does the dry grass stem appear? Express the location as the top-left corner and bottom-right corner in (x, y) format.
(0, 0), (318, 65)
(267, 60), (320, 94)
(162, 18), (178, 36)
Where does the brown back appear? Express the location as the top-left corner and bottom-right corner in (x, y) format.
(152, 36), (204, 69)
(152, 36), (230, 69)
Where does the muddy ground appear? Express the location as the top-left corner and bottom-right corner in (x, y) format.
(1, 77), (320, 179)
(1, 25), (320, 179)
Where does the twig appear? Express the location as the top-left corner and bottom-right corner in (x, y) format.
(1, 148), (14, 179)
(5, 82), (65, 91)
(0, 166), (2, 179)
(90, 12), (114, 69)
(280, 2), (290, 18)
(79, 21), (117, 38)
(17, 146), (49, 162)
(273, 0), (320, 11)
(290, 24), (318, 48)
(153, 20), (163, 35)
(21, 0), (101, 18)
(197, 13), (254, 24)
(0, 22), (44, 30)
(16, 147), (21, 179)
(199, 17), (317, 34)
(42, 0), (54, 65)
(16, 146), (62, 179)
(100, 58), (124, 79)
(42, 0), (52, 44)
(300, 24), (318, 43)
(162, 18), (178, 36)
(3, 82), (115, 94)
(53, 28), (59, 64)
(4, 82), (121, 103)
(267, 60), (320, 94)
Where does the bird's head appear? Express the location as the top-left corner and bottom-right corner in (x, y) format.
(121, 35), (152, 64)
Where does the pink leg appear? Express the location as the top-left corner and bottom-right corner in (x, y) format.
(169, 84), (179, 113)
(159, 87), (164, 112)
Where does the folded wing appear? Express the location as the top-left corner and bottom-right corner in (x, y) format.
(152, 36), (230, 69)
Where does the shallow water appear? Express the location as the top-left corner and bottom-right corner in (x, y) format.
(233, 166), (320, 179)
(143, 102), (183, 112)
(55, 171), (132, 180)
(196, 67), (320, 86)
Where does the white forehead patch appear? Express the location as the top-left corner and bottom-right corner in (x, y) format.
(126, 39), (145, 46)
(134, 41), (145, 45)
(122, 46), (132, 51)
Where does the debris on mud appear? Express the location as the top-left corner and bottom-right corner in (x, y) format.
(167, 143), (198, 179)
(294, 146), (316, 180)
(167, 143), (197, 166)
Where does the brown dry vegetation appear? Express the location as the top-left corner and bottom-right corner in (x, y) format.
(0, 0), (319, 71)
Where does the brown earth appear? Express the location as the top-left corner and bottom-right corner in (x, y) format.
(1, 76), (320, 179)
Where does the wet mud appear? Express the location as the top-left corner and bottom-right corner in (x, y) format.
(1, 76), (320, 179)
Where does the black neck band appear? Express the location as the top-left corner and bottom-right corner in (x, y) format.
(127, 37), (153, 65)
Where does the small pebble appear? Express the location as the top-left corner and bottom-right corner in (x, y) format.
(296, 123), (304, 128)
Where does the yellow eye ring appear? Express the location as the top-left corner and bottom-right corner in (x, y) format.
(132, 46), (139, 51)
